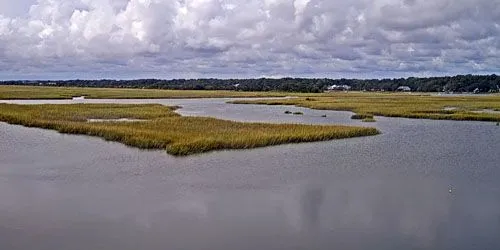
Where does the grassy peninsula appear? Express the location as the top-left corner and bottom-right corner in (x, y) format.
(0, 103), (379, 156)
(231, 93), (500, 122)
(0, 85), (301, 99)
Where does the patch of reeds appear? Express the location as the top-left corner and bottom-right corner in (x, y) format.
(233, 93), (500, 122)
(0, 85), (305, 100)
(0, 103), (380, 156)
(362, 118), (376, 122)
(351, 114), (374, 120)
(293, 111), (304, 115)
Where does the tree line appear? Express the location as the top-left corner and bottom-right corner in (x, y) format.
(2, 74), (500, 93)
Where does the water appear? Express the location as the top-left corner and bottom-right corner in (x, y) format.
(1, 99), (499, 250)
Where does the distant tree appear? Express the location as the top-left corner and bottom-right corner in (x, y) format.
(2, 74), (500, 93)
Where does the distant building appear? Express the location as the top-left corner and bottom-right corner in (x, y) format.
(38, 82), (57, 86)
(396, 86), (411, 92)
(326, 85), (351, 91)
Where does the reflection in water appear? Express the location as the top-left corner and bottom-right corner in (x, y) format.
(300, 185), (325, 230)
(128, 178), (499, 250)
(277, 179), (457, 248)
(1, 98), (500, 250)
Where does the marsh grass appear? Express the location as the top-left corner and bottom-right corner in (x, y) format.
(231, 93), (500, 122)
(0, 103), (379, 156)
(0, 85), (315, 100)
(362, 118), (376, 122)
(351, 114), (374, 120)
(293, 111), (304, 115)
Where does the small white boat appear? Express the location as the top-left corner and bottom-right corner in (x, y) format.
(72, 96), (85, 100)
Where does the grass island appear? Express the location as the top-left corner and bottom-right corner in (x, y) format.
(0, 103), (379, 156)
(231, 92), (500, 122)
(2, 85), (499, 156)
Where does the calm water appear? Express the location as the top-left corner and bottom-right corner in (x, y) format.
(1, 99), (499, 250)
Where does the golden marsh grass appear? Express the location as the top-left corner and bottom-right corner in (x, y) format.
(0, 103), (379, 156)
(0, 85), (311, 99)
(231, 93), (500, 122)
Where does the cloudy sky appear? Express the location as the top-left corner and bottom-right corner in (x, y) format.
(0, 0), (499, 80)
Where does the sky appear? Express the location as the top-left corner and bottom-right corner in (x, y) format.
(0, 0), (499, 80)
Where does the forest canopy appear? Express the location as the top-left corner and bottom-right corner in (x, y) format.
(2, 74), (499, 93)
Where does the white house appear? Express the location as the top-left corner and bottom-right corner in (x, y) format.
(396, 86), (411, 92)
(326, 85), (351, 91)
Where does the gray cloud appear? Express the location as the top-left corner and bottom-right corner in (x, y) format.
(0, 0), (499, 79)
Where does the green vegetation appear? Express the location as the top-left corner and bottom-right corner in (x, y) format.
(0, 85), (302, 100)
(0, 103), (379, 156)
(284, 110), (292, 114)
(231, 92), (500, 122)
(351, 114), (374, 120)
(293, 111), (304, 115)
(362, 118), (376, 122)
(3, 74), (500, 92)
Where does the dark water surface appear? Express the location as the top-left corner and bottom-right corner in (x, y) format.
(1, 99), (499, 250)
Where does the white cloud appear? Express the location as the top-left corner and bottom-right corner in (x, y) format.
(0, 0), (499, 79)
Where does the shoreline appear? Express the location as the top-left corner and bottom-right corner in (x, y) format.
(0, 103), (380, 156)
